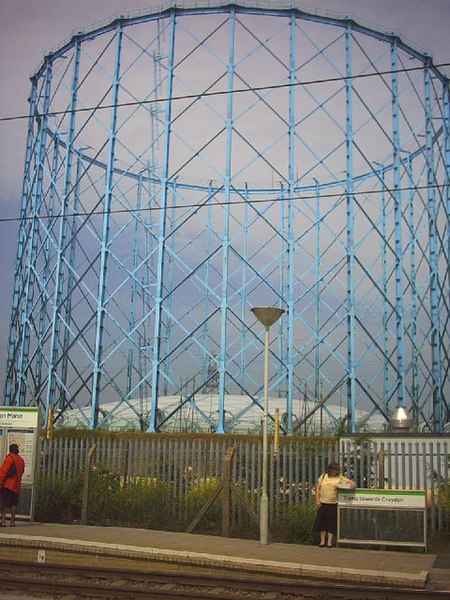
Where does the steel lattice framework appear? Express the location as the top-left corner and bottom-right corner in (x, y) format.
(4, 1), (449, 433)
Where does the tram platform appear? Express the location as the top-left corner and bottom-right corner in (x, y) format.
(0, 521), (448, 591)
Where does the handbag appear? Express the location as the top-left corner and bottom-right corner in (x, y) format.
(6, 458), (16, 477)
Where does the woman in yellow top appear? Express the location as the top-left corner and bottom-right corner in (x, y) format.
(313, 462), (355, 547)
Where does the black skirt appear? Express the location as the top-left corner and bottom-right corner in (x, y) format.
(1, 487), (20, 508)
(313, 503), (338, 534)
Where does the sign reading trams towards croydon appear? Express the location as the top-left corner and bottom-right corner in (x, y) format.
(338, 489), (426, 509)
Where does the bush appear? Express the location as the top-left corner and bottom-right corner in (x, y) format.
(438, 480), (450, 531)
(84, 464), (122, 525)
(274, 501), (317, 545)
(116, 481), (175, 529)
(35, 471), (83, 522)
(183, 478), (222, 533)
(35, 467), (318, 544)
(35, 466), (175, 530)
(86, 466), (175, 529)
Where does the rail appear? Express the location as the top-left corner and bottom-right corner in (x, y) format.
(0, 560), (448, 599)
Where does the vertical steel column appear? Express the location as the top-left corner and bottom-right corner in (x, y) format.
(445, 81), (450, 280)
(444, 81), (450, 384)
(240, 183), (249, 392)
(58, 146), (84, 412)
(314, 179), (321, 407)
(17, 64), (53, 405)
(405, 152), (419, 421)
(216, 8), (235, 433)
(424, 61), (442, 432)
(91, 27), (122, 429)
(164, 179), (177, 396)
(141, 172), (154, 410)
(278, 183), (285, 399)
(379, 164), (389, 414)
(35, 134), (61, 401)
(444, 81), (450, 415)
(126, 172), (142, 408)
(4, 80), (39, 404)
(284, 12), (296, 430)
(345, 24), (356, 432)
(46, 41), (80, 422)
(391, 40), (406, 410)
(202, 181), (214, 388)
(148, 11), (176, 432)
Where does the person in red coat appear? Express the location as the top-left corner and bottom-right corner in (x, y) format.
(0, 443), (25, 527)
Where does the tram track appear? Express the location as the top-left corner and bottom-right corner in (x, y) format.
(0, 560), (448, 600)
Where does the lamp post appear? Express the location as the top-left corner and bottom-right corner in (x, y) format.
(251, 306), (285, 545)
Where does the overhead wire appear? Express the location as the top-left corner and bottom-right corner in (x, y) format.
(0, 60), (448, 224)
(0, 62), (449, 124)
(0, 182), (446, 224)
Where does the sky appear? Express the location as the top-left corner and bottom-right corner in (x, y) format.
(0, 0), (449, 400)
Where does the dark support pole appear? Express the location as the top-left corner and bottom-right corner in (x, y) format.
(81, 444), (96, 525)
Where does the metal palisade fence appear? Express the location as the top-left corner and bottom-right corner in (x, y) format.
(38, 435), (450, 533)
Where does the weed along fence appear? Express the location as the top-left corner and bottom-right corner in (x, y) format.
(37, 434), (449, 537)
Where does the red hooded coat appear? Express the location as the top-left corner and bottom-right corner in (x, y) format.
(0, 452), (25, 494)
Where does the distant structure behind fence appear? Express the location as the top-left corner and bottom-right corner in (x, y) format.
(5, 2), (449, 435)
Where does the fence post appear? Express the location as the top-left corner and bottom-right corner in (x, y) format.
(222, 447), (234, 537)
(81, 444), (96, 525)
(378, 447), (385, 488)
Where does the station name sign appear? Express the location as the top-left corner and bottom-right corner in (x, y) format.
(0, 407), (39, 428)
(338, 489), (426, 509)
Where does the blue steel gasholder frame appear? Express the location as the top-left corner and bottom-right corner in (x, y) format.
(4, 2), (449, 433)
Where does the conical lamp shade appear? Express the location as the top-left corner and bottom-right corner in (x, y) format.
(251, 306), (285, 327)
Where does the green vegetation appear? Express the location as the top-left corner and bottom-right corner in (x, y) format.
(36, 466), (175, 529)
(35, 472), (83, 523)
(274, 500), (317, 545)
(35, 466), (318, 542)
